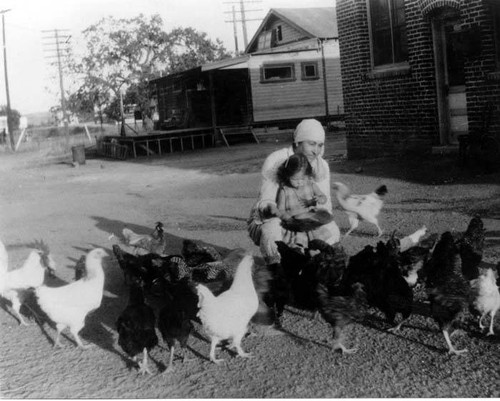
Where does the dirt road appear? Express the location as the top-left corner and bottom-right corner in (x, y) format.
(1, 138), (499, 398)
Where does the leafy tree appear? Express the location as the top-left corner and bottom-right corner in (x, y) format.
(68, 14), (231, 121)
(0, 106), (21, 131)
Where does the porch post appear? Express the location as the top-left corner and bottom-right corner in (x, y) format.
(208, 71), (217, 139)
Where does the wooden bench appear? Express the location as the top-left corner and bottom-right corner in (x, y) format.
(219, 126), (259, 147)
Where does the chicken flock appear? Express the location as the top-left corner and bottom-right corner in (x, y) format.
(1, 205), (499, 376)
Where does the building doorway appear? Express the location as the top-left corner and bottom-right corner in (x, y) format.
(431, 8), (468, 145)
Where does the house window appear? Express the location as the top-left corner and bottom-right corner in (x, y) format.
(275, 25), (283, 42)
(301, 62), (319, 80)
(258, 31), (273, 50)
(260, 64), (295, 83)
(368, 0), (408, 67)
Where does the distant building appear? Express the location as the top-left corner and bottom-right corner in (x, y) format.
(149, 7), (343, 130)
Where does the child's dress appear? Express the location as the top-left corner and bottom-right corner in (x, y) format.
(276, 179), (333, 249)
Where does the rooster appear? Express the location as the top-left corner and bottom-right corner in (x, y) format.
(456, 215), (485, 281)
(122, 222), (168, 255)
(35, 248), (107, 349)
(116, 283), (158, 375)
(0, 240), (56, 326)
(424, 232), (472, 355)
(332, 182), (387, 237)
(470, 265), (500, 336)
(196, 254), (258, 364)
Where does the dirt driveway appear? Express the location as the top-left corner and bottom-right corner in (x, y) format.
(1, 136), (499, 398)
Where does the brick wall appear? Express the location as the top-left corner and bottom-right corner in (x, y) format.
(336, 0), (500, 159)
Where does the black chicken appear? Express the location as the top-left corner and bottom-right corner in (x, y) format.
(456, 215), (485, 281)
(112, 245), (177, 296)
(316, 282), (366, 354)
(116, 283), (158, 375)
(424, 231), (472, 355)
(158, 276), (198, 373)
(344, 241), (413, 332)
(309, 239), (367, 353)
(275, 241), (312, 311)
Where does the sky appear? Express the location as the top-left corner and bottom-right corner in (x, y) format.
(0, 0), (334, 115)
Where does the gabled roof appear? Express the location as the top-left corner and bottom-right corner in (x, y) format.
(246, 7), (338, 53)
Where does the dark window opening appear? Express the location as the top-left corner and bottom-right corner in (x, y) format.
(369, 0), (408, 66)
(261, 64), (295, 82)
(276, 25), (283, 41)
(301, 62), (319, 80)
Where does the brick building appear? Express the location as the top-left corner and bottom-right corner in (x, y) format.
(336, 0), (500, 159)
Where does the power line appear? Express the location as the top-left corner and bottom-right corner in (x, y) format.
(42, 29), (72, 149)
(223, 0), (262, 51)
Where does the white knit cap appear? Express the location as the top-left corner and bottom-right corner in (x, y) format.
(293, 119), (325, 144)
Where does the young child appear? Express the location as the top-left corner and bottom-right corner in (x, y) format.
(275, 153), (331, 249)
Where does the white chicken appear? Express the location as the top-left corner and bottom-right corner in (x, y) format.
(332, 182), (388, 237)
(0, 239), (56, 326)
(35, 248), (107, 349)
(196, 254), (258, 364)
(470, 266), (500, 336)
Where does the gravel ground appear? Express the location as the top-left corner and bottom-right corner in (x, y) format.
(1, 137), (499, 398)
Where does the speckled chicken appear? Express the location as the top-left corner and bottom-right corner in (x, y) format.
(122, 222), (168, 255)
(424, 231), (472, 355)
(309, 239), (367, 353)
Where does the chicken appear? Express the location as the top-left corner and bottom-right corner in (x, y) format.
(456, 215), (485, 281)
(275, 241), (311, 311)
(308, 239), (368, 353)
(332, 182), (387, 237)
(73, 255), (86, 281)
(122, 222), (168, 255)
(470, 265), (500, 336)
(35, 248), (107, 349)
(344, 240), (413, 332)
(0, 240), (56, 326)
(116, 283), (158, 375)
(398, 226), (428, 253)
(158, 277), (198, 372)
(390, 231), (438, 288)
(196, 254), (258, 364)
(316, 282), (366, 354)
(182, 239), (222, 267)
(424, 232), (472, 355)
(112, 244), (173, 294)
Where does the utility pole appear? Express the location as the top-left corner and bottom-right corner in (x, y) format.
(223, 0), (262, 52)
(231, 6), (239, 53)
(1, 9), (14, 151)
(42, 28), (71, 150)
